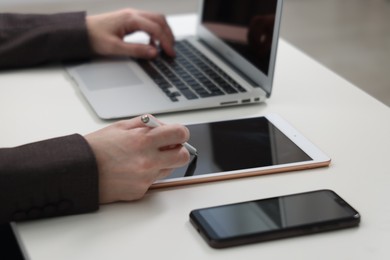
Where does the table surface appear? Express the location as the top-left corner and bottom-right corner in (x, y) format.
(1, 14), (390, 260)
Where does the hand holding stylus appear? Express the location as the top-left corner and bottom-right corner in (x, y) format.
(85, 115), (191, 203)
(141, 114), (198, 156)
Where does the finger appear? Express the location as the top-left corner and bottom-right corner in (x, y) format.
(139, 11), (174, 40)
(160, 143), (182, 151)
(138, 12), (176, 56)
(148, 124), (190, 148)
(123, 14), (175, 57)
(115, 115), (155, 130)
(113, 42), (158, 58)
(156, 146), (191, 169)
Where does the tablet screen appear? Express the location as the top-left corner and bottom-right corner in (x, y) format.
(164, 116), (312, 180)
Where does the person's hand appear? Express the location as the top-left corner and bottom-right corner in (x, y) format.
(84, 115), (190, 204)
(86, 9), (175, 59)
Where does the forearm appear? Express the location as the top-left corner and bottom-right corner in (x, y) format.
(0, 12), (95, 69)
(0, 134), (99, 224)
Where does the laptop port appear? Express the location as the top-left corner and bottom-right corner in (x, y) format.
(220, 101), (238, 105)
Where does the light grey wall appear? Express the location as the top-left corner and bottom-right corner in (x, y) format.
(0, 0), (198, 15)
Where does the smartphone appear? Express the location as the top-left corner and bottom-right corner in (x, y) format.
(189, 190), (360, 248)
(0, 223), (29, 259)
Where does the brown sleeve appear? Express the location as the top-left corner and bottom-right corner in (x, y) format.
(0, 12), (95, 69)
(0, 134), (99, 224)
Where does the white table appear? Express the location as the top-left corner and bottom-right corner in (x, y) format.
(1, 14), (390, 259)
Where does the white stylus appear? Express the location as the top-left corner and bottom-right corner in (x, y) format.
(141, 114), (198, 156)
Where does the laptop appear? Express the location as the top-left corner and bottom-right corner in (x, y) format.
(66, 0), (283, 119)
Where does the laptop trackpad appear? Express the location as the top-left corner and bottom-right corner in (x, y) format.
(77, 62), (143, 90)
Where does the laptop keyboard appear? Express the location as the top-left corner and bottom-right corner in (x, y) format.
(137, 40), (247, 102)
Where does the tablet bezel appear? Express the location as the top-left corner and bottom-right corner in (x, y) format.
(151, 114), (331, 189)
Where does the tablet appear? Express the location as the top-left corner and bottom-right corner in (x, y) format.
(151, 114), (330, 188)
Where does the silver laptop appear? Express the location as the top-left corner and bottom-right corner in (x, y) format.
(66, 0), (283, 119)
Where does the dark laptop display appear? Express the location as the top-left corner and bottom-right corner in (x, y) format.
(201, 0), (278, 76)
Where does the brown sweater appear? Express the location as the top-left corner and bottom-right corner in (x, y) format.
(0, 12), (99, 224)
(0, 12), (94, 69)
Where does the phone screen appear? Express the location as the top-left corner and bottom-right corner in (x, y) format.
(164, 116), (312, 180)
(190, 190), (360, 248)
(0, 223), (27, 259)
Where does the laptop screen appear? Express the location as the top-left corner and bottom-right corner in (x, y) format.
(201, 0), (278, 76)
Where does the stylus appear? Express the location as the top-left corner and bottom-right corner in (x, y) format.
(140, 114), (198, 156)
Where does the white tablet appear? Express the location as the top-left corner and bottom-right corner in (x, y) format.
(151, 114), (331, 188)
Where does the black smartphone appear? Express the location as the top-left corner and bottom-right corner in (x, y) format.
(0, 223), (28, 259)
(189, 190), (360, 248)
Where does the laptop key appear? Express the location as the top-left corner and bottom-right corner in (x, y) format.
(180, 89), (198, 100)
(169, 91), (182, 100)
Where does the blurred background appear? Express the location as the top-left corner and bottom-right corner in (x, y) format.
(1, 0), (389, 106)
